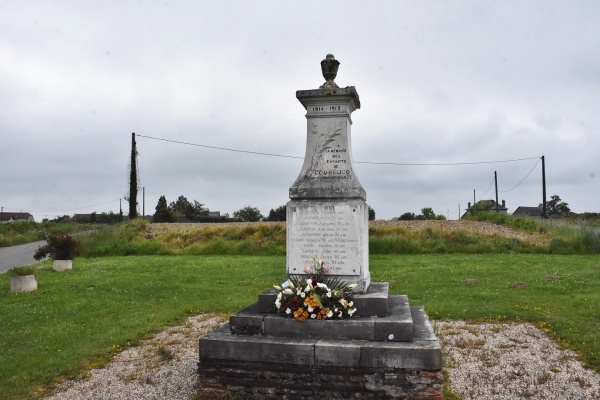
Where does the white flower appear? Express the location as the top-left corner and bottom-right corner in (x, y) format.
(327, 310), (333, 318)
(339, 299), (349, 308)
(348, 308), (356, 316)
(326, 291), (332, 298)
(304, 279), (313, 291)
(288, 280), (295, 289)
(347, 283), (358, 290)
(285, 308), (292, 315)
(307, 306), (314, 312)
(300, 292), (306, 298)
(317, 283), (328, 289)
(275, 300), (282, 309)
(348, 301), (353, 307)
(282, 288), (294, 295)
(273, 285), (282, 291)
(296, 289), (302, 296)
(311, 314), (316, 319)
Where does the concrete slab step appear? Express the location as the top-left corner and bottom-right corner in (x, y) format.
(231, 293), (414, 342)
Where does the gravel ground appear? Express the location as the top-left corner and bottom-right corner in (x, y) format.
(43, 315), (225, 400)
(44, 316), (600, 400)
(434, 320), (600, 400)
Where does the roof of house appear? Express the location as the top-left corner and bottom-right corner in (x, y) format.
(0, 212), (34, 222)
(513, 206), (543, 217)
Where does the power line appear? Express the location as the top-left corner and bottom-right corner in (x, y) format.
(135, 134), (541, 167)
(500, 158), (541, 193)
(479, 178), (496, 199)
(27, 199), (121, 213)
(135, 134), (303, 160)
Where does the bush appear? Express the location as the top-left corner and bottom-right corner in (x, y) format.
(34, 235), (80, 260)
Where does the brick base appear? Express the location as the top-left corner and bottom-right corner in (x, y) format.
(197, 359), (443, 400)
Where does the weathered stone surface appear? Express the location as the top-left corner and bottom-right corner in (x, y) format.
(264, 314), (376, 340)
(286, 199), (370, 292)
(360, 340), (442, 370)
(374, 295), (414, 342)
(411, 306), (438, 342)
(353, 281), (389, 317)
(314, 340), (361, 367)
(257, 288), (279, 313)
(289, 88), (364, 200)
(200, 324), (316, 365)
(229, 302), (267, 335)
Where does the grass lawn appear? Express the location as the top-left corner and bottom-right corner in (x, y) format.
(1, 254), (598, 399)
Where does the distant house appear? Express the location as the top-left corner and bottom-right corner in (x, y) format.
(208, 211), (221, 217)
(512, 206), (543, 218)
(0, 212), (34, 223)
(462, 200), (508, 218)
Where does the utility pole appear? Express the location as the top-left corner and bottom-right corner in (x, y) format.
(494, 171), (499, 213)
(541, 155), (547, 218)
(458, 204), (460, 220)
(129, 132), (138, 219)
(143, 187), (145, 218)
(473, 190), (476, 206)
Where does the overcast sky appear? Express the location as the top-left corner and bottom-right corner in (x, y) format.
(1, 1), (598, 221)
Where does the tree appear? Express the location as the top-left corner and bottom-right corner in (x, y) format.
(128, 132), (138, 219)
(266, 205), (286, 221)
(421, 207), (436, 220)
(399, 212), (416, 221)
(541, 195), (571, 216)
(170, 195), (209, 221)
(233, 206), (263, 222)
(368, 206), (376, 221)
(153, 195), (177, 223)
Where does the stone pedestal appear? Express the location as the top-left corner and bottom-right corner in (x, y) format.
(198, 286), (443, 399)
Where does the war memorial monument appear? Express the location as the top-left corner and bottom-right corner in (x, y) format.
(198, 55), (442, 399)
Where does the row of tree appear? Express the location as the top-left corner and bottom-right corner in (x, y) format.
(398, 207), (447, 221)
(152, 196), (377, 223)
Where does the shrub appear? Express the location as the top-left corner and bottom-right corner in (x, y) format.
(34, 235), (80, 260)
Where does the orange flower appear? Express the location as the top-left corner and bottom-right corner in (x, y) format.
(305, 296), (319, 309)
(317, 308), (331, 320)
(293, 308), (309, 322)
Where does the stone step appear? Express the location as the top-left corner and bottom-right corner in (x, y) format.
(257, 281), (390, 317)
(232, 293), (414, 342)
(200, 304), (440, 370)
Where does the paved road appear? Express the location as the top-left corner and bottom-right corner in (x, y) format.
(0, 241), (45, 274)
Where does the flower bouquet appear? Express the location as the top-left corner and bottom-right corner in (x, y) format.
(274, 256), (357, 322)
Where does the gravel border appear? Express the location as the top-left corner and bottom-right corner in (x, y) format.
(44, 316), (600, 400)
(434, 320), (600, 399)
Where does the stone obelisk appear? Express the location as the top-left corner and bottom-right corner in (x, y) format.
(286, 54), (370, 293)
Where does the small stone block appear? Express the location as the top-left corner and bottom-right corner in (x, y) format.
(374, 295), (414, 342)
(410, 306), (438, 341)
(353, 282), (389, 317)
(200, 328), (316, 365)
(315, 340), (362, 367)
(257, 289), (278, 313)
(230, 303), (267, 335)
(263, 314), (375, 340)
(360, 340), (442, 370)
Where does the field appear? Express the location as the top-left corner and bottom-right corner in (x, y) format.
(1, 216), (599, 399)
